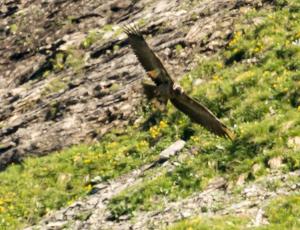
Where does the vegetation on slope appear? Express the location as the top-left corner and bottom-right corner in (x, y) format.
(168, 195), (300, 230)
(0, 129), (171, 229)
(108, 0), (300, 219)
(0, 0), (300, 229)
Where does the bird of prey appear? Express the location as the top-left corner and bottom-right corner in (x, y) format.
(123, 25), (235, 140)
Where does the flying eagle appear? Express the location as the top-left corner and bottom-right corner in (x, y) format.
(124, 25), (235, 140)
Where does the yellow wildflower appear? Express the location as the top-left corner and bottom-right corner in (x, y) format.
(285, 40), (290, 46)
(298, 105), (300, 111)
(73, 155), (82, 163)
(149, 125), (160, 138)
(235, 71), (254, 83)
(216, 62), (223, 68)
(0, 206), (5, 213)
(85, 184), (92, 192)
(230, 37), (237, 45)
(83, 159), (92, 164)
(137, 140), (149, 150)
(67, 200), (74, 206)
(190, 136), (200, 142)
(212, 75), (220, 81)
(108, 142), (117, 148)
(159, 120), (168, 129)
(229, 31), (242, 47)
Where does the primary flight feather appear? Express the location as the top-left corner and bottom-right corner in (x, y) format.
(124, 25), (235, 140)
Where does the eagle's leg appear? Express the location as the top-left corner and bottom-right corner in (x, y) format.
(142, 81), (157, 100)
(153, 97), (168, 112)
(142, 82), (168, 111)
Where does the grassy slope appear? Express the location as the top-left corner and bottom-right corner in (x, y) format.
(0, 0), (300, 229)
(169, 195), (300, 230)
(108, 0), (300, 221)
(0, 128), (173, 229)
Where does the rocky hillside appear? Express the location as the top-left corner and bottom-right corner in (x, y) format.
(1, 0), (300, 229)
(0, 0), (263, 170)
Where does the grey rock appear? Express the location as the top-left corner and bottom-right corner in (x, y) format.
(287, 136), (300, 151)
(46, 221), (68, 229)
(159, 140), (186, 160)
(268, 156), (283, 169)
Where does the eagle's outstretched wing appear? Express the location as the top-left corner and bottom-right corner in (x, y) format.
(170, 92), (235, 140)
(123, 25), (173, 85)
(124, 25), (235, 140)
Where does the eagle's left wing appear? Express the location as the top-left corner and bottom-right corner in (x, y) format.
(170, 92), (235, 140)
(123, 25), (173, 85)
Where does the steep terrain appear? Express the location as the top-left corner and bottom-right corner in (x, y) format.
(1, 0), (300, 229)
(0, 0), (260, 170)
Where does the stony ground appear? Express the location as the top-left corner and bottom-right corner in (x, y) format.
(25, 140), (300, 230)
(0, 0), (263, 170)
(2, 0), (300, 229)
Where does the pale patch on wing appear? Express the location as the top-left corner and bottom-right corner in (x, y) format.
(146, 69), (160, 80)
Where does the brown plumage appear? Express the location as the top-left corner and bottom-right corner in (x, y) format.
(124, 25), (235, 140)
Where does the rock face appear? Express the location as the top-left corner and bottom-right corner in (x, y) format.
(0, 0), (263, 170)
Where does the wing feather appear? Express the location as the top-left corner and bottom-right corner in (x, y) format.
(124, 25), (173, 85)
(170, 93), (235, 140)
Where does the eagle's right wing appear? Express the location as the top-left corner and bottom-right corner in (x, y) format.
(170, 92), (235, 140)
(124, 25), (174, 85)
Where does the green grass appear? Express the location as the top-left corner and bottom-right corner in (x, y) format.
(168, 195), (300, 230)
(261, 195), (300, 230)
(108, 158), (211, 219)
(168, 216), (249, 230)
(81, 24), (122, 48)
(1, 0), (300, 228)
(0, 127), (170, 229)
(41, 78), (68, 96)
